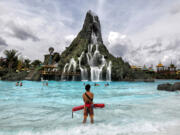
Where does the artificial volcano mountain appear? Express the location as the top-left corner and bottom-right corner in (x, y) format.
(59, 10), (131, 81)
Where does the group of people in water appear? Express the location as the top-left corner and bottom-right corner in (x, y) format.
(16, 82), (23, 86)
(16, 81), (48, 87)
(84, 82), (109, 87)
(14, 80), (106, 124)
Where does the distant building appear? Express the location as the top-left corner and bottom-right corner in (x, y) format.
(131, 65), (154, 73)
(148, 66), (154, 72)
(43, 52), (60, 65)
(142, 65), (148, 71)
(142, 65), (155, 75)
(0, 57), (7, 63)
(177, 69), (180, 74)
(131, 65), (141, 71)
(156, 62), (177, 79)
(168, 63), (176, 72)
(42, 64), (58, 74)
(156, 62), (164, 72)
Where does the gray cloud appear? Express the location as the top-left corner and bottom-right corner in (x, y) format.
(0, 0), (179, 67)
(0, 37), (8, 46)
(107, 31), (131, 57)
(148, 50), (162, 54)
(109, 43), (128, 57)
(143, 39), (180, 54)
(124, 38), (180, 68)
(166, 39), (180, 50)
(8, 22), (40, 42)
(143, 41), (162, 50)
(170, 3), (180, 14)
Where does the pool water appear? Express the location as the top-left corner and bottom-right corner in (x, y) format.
(0, 80), (180, 135)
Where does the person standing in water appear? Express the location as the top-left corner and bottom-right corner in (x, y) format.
(46, 82), (48, 86)
(82, 84), (94, 124)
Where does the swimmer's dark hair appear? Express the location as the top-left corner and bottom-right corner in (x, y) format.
(85, 84), (91, 91)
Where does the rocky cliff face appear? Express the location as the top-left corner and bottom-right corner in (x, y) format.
(80, 10), (103, 44)
(59, 10), (131, 81)
(59, 11), (110, 66)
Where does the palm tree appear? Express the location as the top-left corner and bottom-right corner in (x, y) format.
(3, 49), (19, 72)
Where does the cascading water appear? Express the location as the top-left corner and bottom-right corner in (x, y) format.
(61, 63), (69, 80)
(61, 58), (77, 81)
(67, 58), (77, 73)
(86, 31), (108, 81)
(106, 61), (112, 81)
(78, 52), (88, 81)
(67, 58), (77, 81)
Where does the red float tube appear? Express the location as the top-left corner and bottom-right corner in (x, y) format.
(72, 104), (105, 118)
(72, 105), (84, 112)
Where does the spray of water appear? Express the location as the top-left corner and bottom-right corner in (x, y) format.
(61, 63), (69, 80)
(78, 52), (88, 81)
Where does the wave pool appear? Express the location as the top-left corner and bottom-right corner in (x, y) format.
(0, 80), (180, 135)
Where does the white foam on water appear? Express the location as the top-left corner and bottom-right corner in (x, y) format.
(10, 120), (180, 135)
(1, 80), (180, 135)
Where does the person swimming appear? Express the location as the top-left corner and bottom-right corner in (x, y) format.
(94, 83), (100, 86)
(46, 82), (48, 86)
(20, 82), (23, 86)
(82, 84), (94, 124)
(105, 83), (109, 86)
(16, 82), (19, 86)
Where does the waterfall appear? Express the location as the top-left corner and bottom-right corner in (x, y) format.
(78, 52), (88, 81)
(67, 58), (77, 72)
(61, 63), (69, 80)
(86, 31), (108, 81)
(60, 11), (112, 81)
(63, 63), (69, 73)
(106, 61), (112, 81)
(67, 58), (77, 81)
(80, 68), (88, 81)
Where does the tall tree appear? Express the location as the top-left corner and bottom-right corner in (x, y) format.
(31, 60), (42, 68)
(3, 49), (19, 72)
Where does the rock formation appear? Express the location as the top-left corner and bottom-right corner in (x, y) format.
(59, 10), (131, 81)
(157, 82), (180, 91)
(172, 82), (180, 90)
(157, 83), (174, 91)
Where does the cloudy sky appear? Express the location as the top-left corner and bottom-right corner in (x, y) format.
(0, 0), (180, 68)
